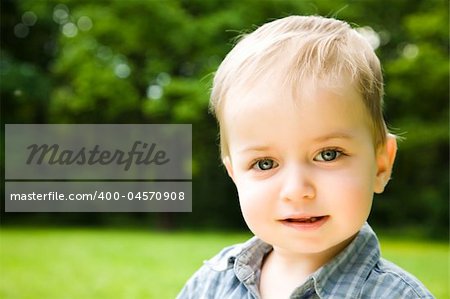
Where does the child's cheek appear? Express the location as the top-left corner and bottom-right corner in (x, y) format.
(237, 180), (276, 222)
(320, 168), (374, 220)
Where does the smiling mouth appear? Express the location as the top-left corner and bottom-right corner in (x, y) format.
(280, 215), (329, 230)
(285, 216), (327, 223)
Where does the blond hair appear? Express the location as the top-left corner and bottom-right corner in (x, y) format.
(210, 15), (388, 158)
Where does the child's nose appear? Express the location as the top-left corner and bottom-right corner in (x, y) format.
(279, 165), (315, 202)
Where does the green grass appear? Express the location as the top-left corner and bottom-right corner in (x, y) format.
(0, 228), (447, 298)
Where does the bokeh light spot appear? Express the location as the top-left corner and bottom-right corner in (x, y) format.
(156, 72), (171, 86)
(356, 26), (380, 50)
(77, 16), (93, 31)
(53, 4), (69, 24)
(22, 11), (37, 26)
(62, 23), (78, 38)
(402, 44), (419, 59)
(147, 85), (163, 100)
(14, 23), (29, 38)
(114, 63), (131, 78)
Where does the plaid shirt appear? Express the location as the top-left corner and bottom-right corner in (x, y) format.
(177, 223), (434, 299)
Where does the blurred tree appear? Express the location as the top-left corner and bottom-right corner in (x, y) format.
(1, 0), (448, 237)
(372, 0), (449, 237)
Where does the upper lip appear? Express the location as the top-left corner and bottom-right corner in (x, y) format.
(279, 214), (328, 221)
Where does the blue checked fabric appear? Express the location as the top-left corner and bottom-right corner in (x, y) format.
(177, 223), (434, 299)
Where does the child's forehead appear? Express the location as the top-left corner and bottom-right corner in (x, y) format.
(223, 73), (362, 119)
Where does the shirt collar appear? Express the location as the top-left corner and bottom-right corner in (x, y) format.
(233, 236), (272, 296)
(231, 223), (380, 298)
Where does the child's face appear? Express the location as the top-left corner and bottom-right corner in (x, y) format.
(223, 79), (395, 256)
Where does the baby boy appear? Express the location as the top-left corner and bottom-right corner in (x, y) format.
(178, 15), (434, 299)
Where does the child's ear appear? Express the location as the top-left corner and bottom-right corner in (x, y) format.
(374, 134), (397, 194)
(222, 156), (235, 182)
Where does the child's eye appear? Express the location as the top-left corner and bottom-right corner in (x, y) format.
(314, 149), (343, 162)
(253, 158), (278, 170)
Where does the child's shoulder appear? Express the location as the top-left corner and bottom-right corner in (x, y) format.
(360, 257), (434, 298)
(203, 236), (270, 271)
(176, 236), (270, 299)
(312, 223), (434, 298)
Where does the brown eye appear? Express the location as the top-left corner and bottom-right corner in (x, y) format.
(256, 159), (277, 170)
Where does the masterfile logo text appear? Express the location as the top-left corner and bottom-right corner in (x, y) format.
(26, 141), (170, 171)
(5, 124), (191, 180)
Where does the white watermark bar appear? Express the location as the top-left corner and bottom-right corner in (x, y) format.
(5, 124), (192, 212)
(6, 182), (191, 212)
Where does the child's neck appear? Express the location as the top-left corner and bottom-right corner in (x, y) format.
(259, 237), (355, 299)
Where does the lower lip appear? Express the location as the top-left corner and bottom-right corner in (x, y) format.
(280, 216), (330, 231)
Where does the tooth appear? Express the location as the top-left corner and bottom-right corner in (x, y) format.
(310, 217), (317, 222)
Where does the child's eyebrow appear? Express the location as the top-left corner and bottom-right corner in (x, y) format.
(313, 131), (354, 142)
(237, 145), (271, 154)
